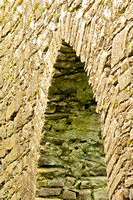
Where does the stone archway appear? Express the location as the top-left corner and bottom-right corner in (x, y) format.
(36, 42), (108, 200)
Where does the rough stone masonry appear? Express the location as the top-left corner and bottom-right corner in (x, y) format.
(36, 43), (108, 200)
(0, 0), (133, 200)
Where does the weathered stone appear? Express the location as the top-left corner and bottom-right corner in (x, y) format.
(2, 22), (11, 36)
(109, 169), (124, 199)
(14, 103), (34, 130)
(118, 69), (132, 90)
(123, 188), (130, 199)
(51, 178), (64, 187)
(80, 177), (107, 189)
(93, 187), (108, 200)
(112, 189), (124, 200)
(0, 146), (6, 158)
(125, 178), (133, 188)
(111, 27), (128, 67)
(37, 188), (62, 197)
(108, 154), (126, 188)
(78, 189), (92, 200)
(6, 90), (22, 121)
(38, 155), (62, 167)
(118, 90), (130, 104)
(63, 190), (76, 199)
(1, 1), (132, 199)
(65, 177), (76, 188)
(129, 188), (133, 200)
(60, 45), (74, 53)
(37, 168), (66, 178)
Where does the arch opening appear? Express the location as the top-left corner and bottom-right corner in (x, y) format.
(36, 42), (108, 200)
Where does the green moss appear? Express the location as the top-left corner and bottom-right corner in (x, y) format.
(36, 88), (39, 96)
(125, 88), (127, 91)
(118, 85), (120, 92)
(127, 42), (130, 47)
(18, 12), (22, 17)
(37, 33), (41, 38)
(127, 140), (131, 146)
(17, 0), (23, 5)
(100, 0), (105, 4)
(88, 3), (93, 8)
(53, 12), (56, 18)
(114, 101), (118, 109)
(67, 6), (70, 12)
(10, 65), (14, 69)
(34, 2), (39, 9)
(27, 16), (32, 26)
(22, 92), (25, 97)
(13, 7), (16, 14)
(88, 22), (91, 27)
(6, 74), (10, 80)
(39, 7), (45, 13)
(102, 104), (105, 110)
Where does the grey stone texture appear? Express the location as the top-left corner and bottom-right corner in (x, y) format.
(0, 0), (132, 200)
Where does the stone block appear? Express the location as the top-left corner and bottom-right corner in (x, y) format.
(112, 189), (124, 200)
(0, 190), (3, 199)
(37, 188), (62, 197)
(63, 190), (76, 199)
(18, 156), (28, 174)
(6, 90), (22, 121)
(125, 178), (133, 187)
(65, 12), (72, 43)
(51, 178), (64, 187)
(11, 193), (17, 200)
(80, 177), (107, 189)
(109, 169), (124, 199)
(0, 174), (6, 185)
(129, 188), (133, 200)
(111, 27), (128, 67)
(118, 69), (132, 90)
(37, 167), (66, 178)
(76, 20), (86, 57)
(78, 189), (92, 200)
(8, 144), (22, 163)
(130, 129), (133, 139)
(2, 22), (11, 36)
(65, 177), (76, 188)
(93, 187), (108, 200)
(0, 126), (6, 140)
(0, 145), (6, 158)
(118, 90), (130, 104)
(108, 154), (126, 188)
(5, 134), (16, 150)
(14, 102), (33, 130)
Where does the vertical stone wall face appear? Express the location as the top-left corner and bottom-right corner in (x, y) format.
(0, 0), (132, 200)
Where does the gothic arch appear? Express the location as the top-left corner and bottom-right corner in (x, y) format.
(36, 41), (108, 200)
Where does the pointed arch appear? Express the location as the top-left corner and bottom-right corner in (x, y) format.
(36, 40), (108, 200)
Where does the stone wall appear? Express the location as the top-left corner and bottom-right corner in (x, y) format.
(36, 43), (108, 200)
(0, 0), (133, 200)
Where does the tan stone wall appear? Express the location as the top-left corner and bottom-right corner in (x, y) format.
(0, 0), (132, 200)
